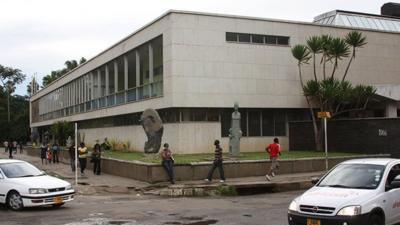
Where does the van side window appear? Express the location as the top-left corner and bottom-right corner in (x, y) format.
(386, 164), (400, 185)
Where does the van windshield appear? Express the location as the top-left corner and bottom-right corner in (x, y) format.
(318, 164), (385, 189)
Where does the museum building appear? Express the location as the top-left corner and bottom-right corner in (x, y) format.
(30, 4), (400, 153)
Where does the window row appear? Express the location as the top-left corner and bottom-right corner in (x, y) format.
(35, 35), (163, 122)
(78, 108), (310, 137)
(226, 32), (290, 46)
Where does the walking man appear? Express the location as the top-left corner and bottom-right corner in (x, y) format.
(265, 138), (281, 181)
(205, 140), (225, 183)
(78, 142), (88, 176)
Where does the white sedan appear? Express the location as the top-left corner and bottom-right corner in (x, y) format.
(0, 159), (75, 210)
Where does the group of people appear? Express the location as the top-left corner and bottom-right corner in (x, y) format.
(40, 143), (61, 164)
(38, 141), (102, 176)
(3, 140), (23, 159)
(160, 137), (282, 184)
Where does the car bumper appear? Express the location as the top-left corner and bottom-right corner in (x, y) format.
(288, 211), (370, 225)
(21, 191), (75, 207)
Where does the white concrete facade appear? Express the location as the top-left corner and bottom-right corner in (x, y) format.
(30, 10), (400, 153)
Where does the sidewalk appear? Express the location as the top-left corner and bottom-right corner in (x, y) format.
(0, 148), (325, 197)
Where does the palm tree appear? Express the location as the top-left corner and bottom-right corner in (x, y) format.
(291, 45), (311, 88)
(306, 36), (322, 82)
(342, 31), (367, 81)
(328, 38), (350, 79)
(320, 35), (333, 79)
(292, 45), (322, 150)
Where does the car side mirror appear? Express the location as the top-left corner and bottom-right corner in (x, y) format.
(311, 177), (320, 185)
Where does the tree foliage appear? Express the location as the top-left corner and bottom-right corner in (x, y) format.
(50, 121), (74, 146)
(291, 31), (373, 150)
(42, 57), (87, 87)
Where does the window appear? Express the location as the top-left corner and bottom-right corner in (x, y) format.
(262, 109), (274, 136)
(251, 34), (264, 44)
(238, 33), (250, 43)
(277, 36), (290, 45)
(127, 51), (136, 89)
(274, 110), (286, 136)
(108, 62), (115, 94)
(226, 32), (237, 42)
(248, 110), (261, 136)
(265, 35), (277, 44)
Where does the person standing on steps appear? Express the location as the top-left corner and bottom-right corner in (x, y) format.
(78, 142), (88, 176)
(265, 137), (281, 181)
(205, 140), (225, 183)
(40, 143), (47, 165)
(160, 143), (175, 184)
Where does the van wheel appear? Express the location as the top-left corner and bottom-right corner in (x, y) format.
(7, 191), (24, 211)
(368, 214), (384, 225)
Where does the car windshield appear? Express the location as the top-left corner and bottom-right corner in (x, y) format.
(318, 164), (385, 189)
(0, 162), (44, 178)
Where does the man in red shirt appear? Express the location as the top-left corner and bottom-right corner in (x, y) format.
(265, 138), (281, 181)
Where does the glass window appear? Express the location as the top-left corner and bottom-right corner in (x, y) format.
(226, 32), (237, 42)
(152, 36), (163, 82)
(193, 109), (207, 121)
(262, 109), (274, 136)
(265, 35), (277, 44)
(221, 109), (231, 137)
(240, 109), (247, 137)
(238, 33), (250, 43)
(251, 34), (264, 44)
(92, 71), (99, 99)
(100, 66), (106, 97)
(248, 110), (261, 136)
(127, 51), (136, 89)
(108, 62), (115, 94)
(207, 109), (219, 122)
(274, 110), (286, 136)
(139, 44), (149, 86)
(277, 36), (289, 45)
(159, 108), (180, 123)
(347, 16), (359, 27)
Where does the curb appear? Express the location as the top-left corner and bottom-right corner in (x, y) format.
(149, 179), (314, 197)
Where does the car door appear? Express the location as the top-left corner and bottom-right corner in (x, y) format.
(0, 169), (7, 203)
(384, 164), (400, 225)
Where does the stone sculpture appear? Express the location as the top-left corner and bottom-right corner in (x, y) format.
(66, 136), (73, 148)
(229, 102), (242, 156)
(140, 108), (164, 154)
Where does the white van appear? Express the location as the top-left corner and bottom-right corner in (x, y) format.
(288, 158), (400, 225)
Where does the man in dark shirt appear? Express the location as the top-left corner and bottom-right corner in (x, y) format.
(205, 140), (225, 182)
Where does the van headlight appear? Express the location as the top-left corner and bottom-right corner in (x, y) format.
(337, 206), (361, 216)
(288, 200), (298, 212)
(66, 184), (73, 190)
(29, 188), (48, 194)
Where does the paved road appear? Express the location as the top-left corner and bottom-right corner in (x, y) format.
(1, 190), (303, 225)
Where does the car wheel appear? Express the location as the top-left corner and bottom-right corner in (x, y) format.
(7, 191), (24, 211)
(369, 214), (384, 225)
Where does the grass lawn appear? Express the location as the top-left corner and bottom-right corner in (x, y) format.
(103, 150), (360, 164)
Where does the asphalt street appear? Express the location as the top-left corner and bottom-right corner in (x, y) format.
(1, 190), (303, 225)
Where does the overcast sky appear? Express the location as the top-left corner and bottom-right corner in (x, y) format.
(0, 0), (393, 95)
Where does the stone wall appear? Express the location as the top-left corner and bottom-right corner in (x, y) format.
(289, 118), (400, 157)
(26, 147), (387, 183)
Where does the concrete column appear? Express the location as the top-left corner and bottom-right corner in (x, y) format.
(136, 50), (140, 99)
(149, 43), (154, 96)
(97, 70), (101, 99)
(105, 65), (109, 106)
(114, 61), (118, 92)
(385, 102), (398, 118)
(124, 56), (128, 102)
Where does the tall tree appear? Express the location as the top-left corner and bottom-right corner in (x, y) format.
(291, 31), (373, 150)
(0, 65), (26, 122)
(42, 57), (86, 87)
(27, 77), (40, 96)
